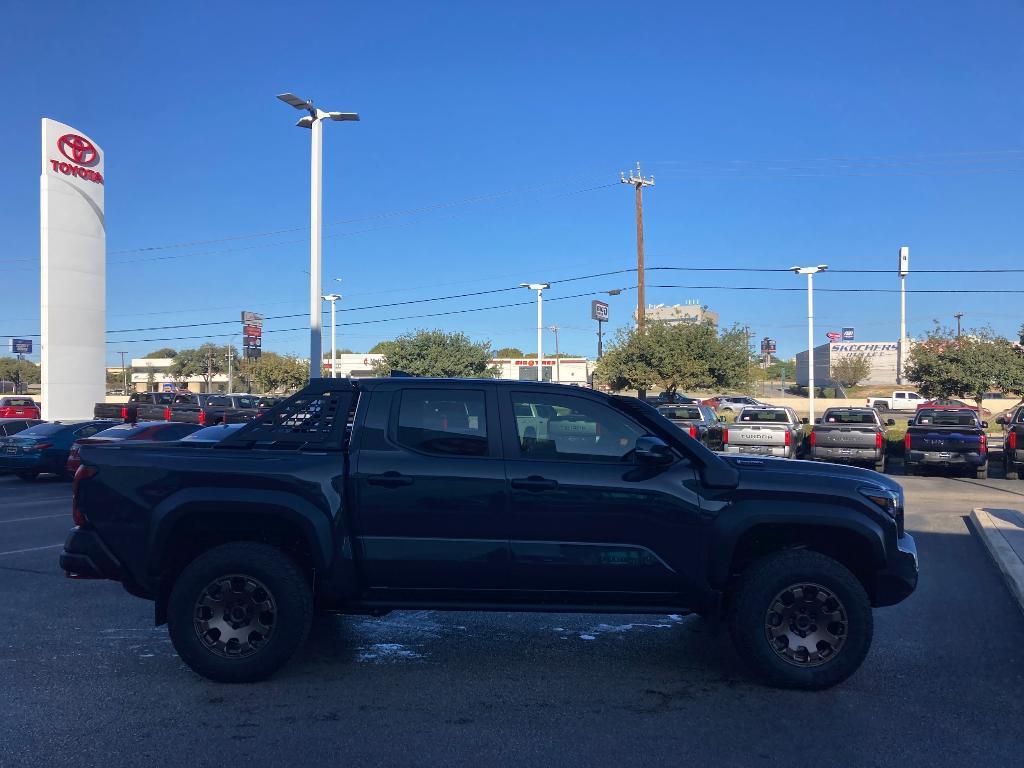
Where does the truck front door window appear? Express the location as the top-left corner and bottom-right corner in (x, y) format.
(511, 394), (644, 462)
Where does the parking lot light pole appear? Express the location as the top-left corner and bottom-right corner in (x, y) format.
(520, 283), (550, 381)
(322, 293), (342, 378)
(277, 93), (359, 379)
(791, 264), (828, 424)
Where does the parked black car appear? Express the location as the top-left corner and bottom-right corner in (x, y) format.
(904, 408), (989, 478)
(997, 405), (1024, 480)
(656, 403), (725, 451)
(63, 379), (917, 689)
(0, 418), (45, 437)
(0, 420), (118, 479)
(645, 393), (700, 405)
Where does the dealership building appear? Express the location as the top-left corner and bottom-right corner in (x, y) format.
(795, 341), (905, 387)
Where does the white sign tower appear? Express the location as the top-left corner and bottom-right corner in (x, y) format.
(40, 118), (106, 420)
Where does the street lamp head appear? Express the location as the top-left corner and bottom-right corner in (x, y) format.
(790, 265), (829, 275)
(606, 288), (623, 296)
(295, 115), (315, 129)
(520, 282), (550, 290)
(817, 264), (829, 272)
(328, 112), (360, 122)
(277, 92), (313, 110)
(322, 293), (342, 302)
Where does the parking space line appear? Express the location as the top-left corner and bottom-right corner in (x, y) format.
(0, 543), (62, 556)
(0, 514), (67, 524)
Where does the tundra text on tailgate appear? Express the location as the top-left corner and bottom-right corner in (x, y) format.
(61, 378), (917, 690)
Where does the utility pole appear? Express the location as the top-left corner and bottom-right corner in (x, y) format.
(226, 346), (234, 392)
(207, 348), (214, 394)
(549, 325), (561, 384)
(954, 312), (963, 338)
(621, 162), (654, 332)
(116, 351), (129, 394)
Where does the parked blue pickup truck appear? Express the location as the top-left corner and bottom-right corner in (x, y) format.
(904, 408), (989, 478)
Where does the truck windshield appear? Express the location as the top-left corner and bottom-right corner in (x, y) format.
(738, 410), (789, 423)
(823, 411), (876, 424)
(659, 406), (701, 420)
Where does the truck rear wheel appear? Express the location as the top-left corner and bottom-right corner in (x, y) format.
(873, 459), (886, 474)
(167, 542), (313, 683)
(729, 549), (872, 690)
(975, 464), (988, 480)
(1006, 460), (1019, 481)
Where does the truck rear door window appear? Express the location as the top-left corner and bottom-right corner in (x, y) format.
(396, 390), (488, 456)
(739, 410), (789, 423)
(824, 412), (876, 424)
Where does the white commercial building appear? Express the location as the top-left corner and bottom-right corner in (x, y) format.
(324, 354), (594, 385)
(795, 341), (905, 387)
(639, 301), (720, 329)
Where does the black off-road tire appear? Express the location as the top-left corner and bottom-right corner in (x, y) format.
(975, 464), (988, 480)
(167, 542), (313, 683)
(1006, 460), (1019, 481)
(873, 459), (886, 474)
(729, 549), (873, 690)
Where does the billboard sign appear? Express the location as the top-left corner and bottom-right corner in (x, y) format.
(841, 327), (855, 341)
(591, 300), (609, 322)
(242, 311), (263, 359)
(9, 339), (33, 354)
(760, 337), (776, 354)
(826, 331), (841, 342)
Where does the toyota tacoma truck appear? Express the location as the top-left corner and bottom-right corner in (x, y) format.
(996, 405), (1024, 480)
(61, 378), (917, 690)
(904, 408), (989, 478)
(810, 408), (895, 472)
(723, 406), (806, 459)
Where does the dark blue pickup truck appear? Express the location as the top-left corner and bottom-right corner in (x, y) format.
(60, 378), (918, 690)
(904, 408), (989, 478)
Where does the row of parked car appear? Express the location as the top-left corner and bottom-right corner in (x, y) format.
(93, 392), (281, 425)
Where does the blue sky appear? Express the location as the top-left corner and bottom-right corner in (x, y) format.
(2, 1), (1022, 366)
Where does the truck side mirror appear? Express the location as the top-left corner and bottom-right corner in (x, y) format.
(886, 419), (896, 426)
(982, 421), (989, 429)
(801, 417), (809, 425)
(996, 416), (1006, 425)
(635, 435), (674, 465)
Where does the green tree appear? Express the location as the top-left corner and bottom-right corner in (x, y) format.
(905, 325), (1017, 410)
(595, 321), (752, 395)
(830, 354), (872, 388)
(0, 356), (41, 391)
(371, 330), (498, 378)
(250, 352), (309, 394)
(322, 348), (354, 357)
(145, 348), (177, 359)
(494, 347), (524, 358)
(368, 341), (395, 354)
(169, 344), (236, 392)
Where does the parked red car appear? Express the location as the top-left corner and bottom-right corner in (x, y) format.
(65, 421), (203, 474)
(0, 397), (40, 419)
(916, 398), (990, 416)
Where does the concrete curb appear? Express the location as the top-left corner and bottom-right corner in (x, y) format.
(970, 507), (1024, 615)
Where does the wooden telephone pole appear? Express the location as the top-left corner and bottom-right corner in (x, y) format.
(621, 162), (654, 331)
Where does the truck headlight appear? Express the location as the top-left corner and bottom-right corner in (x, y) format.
(858, 486), (900, 519)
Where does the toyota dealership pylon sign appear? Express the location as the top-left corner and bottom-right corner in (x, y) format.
(41, 118), (106, 420)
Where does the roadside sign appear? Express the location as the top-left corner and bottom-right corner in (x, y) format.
(826, 331), (841, 342)
(841, 327), (855, 341)
(760, 337), (776, 354)
(8, 339), (32, 354)
(591, 300), (609, 322)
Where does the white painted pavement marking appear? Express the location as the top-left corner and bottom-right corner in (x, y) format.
(0, 514), (67, 524)
(0, 543), (62, 556)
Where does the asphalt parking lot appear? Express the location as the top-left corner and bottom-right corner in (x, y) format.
(1, 470), (1023, 768)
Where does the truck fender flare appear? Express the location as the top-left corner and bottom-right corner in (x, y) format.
(148, 488), (334, 574)
(706, 500), (888, 590)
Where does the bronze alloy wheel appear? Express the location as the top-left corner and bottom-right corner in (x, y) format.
(193, 574), (277, 659)
(764, 582), (848, 667)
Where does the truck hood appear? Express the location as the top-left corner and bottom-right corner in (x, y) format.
(722, 454), (902, 494)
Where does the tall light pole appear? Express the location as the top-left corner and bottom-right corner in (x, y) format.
(549, 325), (561, 384)
(791, 264), (829, 424)
(954, 312), (964, 338)
(520, 283), (550, 381)
(322, 293), (342, 378)
(898, 246), (909, 384)
(277, 92), (359, 379)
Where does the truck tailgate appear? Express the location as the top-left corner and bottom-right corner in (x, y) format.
(726, 424), (788, 447)
(909, 429), (981, 453)
(813, 427), (877, 449)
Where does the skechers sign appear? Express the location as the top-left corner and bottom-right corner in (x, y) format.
(48, 133), (104, 184)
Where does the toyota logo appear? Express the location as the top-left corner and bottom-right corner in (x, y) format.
(57, 134), (99, 166)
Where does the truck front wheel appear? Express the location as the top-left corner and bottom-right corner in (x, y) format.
(729, 549), (873, 690)
(167, 542), (313, 683)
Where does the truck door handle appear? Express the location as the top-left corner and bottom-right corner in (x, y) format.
(511, 476), (558, 491)
(367, 472), (414, 488)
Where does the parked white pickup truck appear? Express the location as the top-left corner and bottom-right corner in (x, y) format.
(865, 391), (924, 412)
